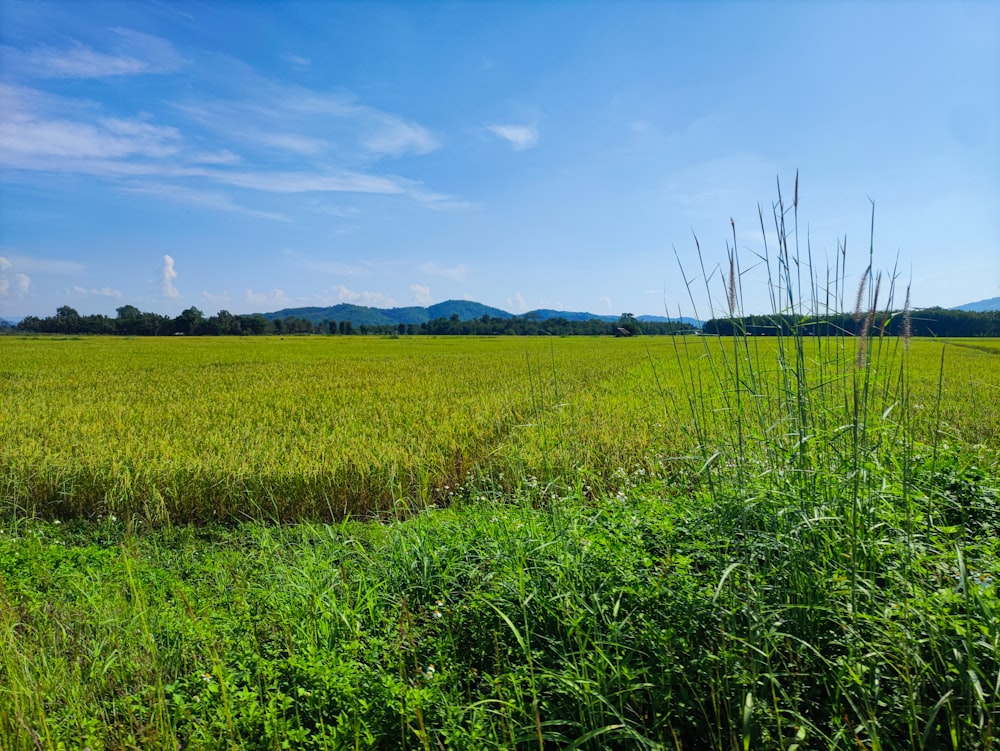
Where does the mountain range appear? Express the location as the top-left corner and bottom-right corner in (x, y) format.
(262, 300), (702, 328)
(952, 296), (1000, 313)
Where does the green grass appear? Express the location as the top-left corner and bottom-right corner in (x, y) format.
(1, 463), (996, 750)
(2, 187), (999, 749)
(2, 329), (998, 749)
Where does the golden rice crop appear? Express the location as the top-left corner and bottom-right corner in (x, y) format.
(0, 335), (996, 522)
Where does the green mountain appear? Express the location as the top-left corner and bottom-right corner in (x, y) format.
(426, 300), (512, 320)
(525, 308), (616, 322)
(263, 299), (701, 328)
(264, 299), (513, 326)
(953, 296), (1000, 313)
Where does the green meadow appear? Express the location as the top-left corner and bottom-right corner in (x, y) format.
(1, 331), (998, 749)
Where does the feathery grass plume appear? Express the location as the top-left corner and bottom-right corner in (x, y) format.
(726, 224), (737, 317)
(901, 282), (912, 350)
(856, 272), (882, 368)
(853, 265), (871, 323)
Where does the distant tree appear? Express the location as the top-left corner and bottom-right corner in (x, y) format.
(174, 307), (205, 335)
(616, 313), (642, 336)
(238, 314), (270, 335)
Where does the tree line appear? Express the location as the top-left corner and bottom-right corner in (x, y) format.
(702, 307), (1000, 338)
(13, 306), (699, 337)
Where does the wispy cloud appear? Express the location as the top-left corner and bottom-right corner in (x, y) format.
(0, 85), (183, 161)
(191, 149), (241, 165)
(0, 266), (30, 298)
(283, 249), (367, 276)
(0, 252), (85, 275)
(488, 123), (539, 151)
(122, 183), (292, 222)
(332, 284), (394, 307)
(72, 285), (122, 298)
(201, 290), (231, 306)
(245, 288), (289, 307)
(410, 284), (432, 305)
(196, 168), (407, 195)
(419, 262), (471, 283)
(162, 255), (179, 298)
(363, 116), (438, 157)
(1, 28), (183, 79)
(282, 53), (311, 66)
(409, 188), (473, 211)
(508, 291), (528, 313)
(1, 57), (460, 221)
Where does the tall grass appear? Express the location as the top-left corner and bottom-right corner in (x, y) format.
(653, 174), (999, 748)
(0, 181), (997, 749)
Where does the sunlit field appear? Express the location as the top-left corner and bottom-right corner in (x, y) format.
(1, 332), (998, 749)
(2, 335), (997, 523)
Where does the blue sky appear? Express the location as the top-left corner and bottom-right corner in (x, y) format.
(1, 1), (997, 321)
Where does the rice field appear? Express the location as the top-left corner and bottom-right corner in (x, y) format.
(1, 332), (998, 750)
(2, 335), (997, 523)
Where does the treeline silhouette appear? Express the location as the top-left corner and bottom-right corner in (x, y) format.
(14, 306), (698, 337)
(702, 307), (1000, 338)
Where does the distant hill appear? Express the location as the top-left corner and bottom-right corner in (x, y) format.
(524, 309), (702, 328)
(264, 299), (513, 326)
(953, 296), (1000, 313)
(525, 308), (617, 322)
(637, 314), (702, 328)
(264, 300), (701, 328)
(427, 300), (512, 321)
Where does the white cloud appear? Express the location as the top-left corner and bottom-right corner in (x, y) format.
(202, 290), (231, 306)
(508, 292), (528, 313)
(600, 295), (613, 313)
(332, 284), (394, 307)
(282, 53), (311, 66)
(0, 273), (31, 296)
(488, 123), (539, 151)
(241, 129), (329, 156)
(363, 117), (438, 157)
(332, 284), (359, 303)
(418, 262), (471, 283)
(4, 41), (150, 78)
(409, 188), (473, 211)
(72, 285), (121, 298)
(411, 284), (432, 305)
(195, 168), (407, 195)
(192, 149), (240, 165)
(0, 88), (183, 161)
(359, 291), (394, 307)
(281, 249), (367, 276)
(0, 252), (84, 275)
(122, 183), (291, 222)
(245, 288), (289, 307)
(1, 28), (183, 79)
(162, 255), (179, 298)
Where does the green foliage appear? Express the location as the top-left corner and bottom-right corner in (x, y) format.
(3, 183), (999, 750)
